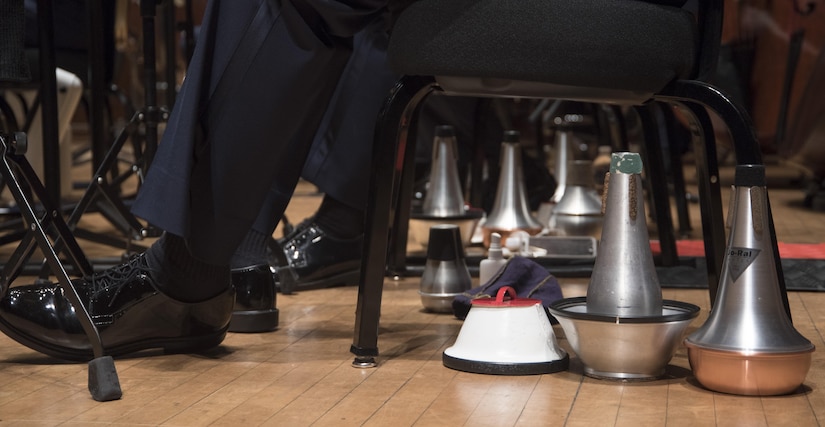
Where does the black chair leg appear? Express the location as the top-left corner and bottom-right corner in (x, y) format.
(659, 80), (790, 319)
(385, 100), (424, 278)
(672, 102), (726, 306)
(636, 103), (678, 267)
(351, 76), (437, 366)
(660, 105), (692, 236)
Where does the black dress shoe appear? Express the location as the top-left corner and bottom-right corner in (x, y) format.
(272, 220), (362, 294)
(0, 254), (234, 362)
(230, 264), (279, 333)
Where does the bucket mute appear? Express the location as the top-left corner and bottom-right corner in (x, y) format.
(443, 286), (569, 375)
(481, 131), (543, 247)
(549, 152), (699, 380)
(409, 125), (483, 249)
(685, 164), (815, 396)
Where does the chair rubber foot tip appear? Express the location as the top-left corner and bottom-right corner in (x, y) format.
(88, 356), (123, 402)
(352, 356), (377, 368)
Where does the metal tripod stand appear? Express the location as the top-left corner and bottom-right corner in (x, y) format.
(67, 0), (176, 259)
(0, 0), (183, 401)
(0, 131), (121, 401)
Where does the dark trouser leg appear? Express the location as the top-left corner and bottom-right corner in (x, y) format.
(132, 0), (386, 265)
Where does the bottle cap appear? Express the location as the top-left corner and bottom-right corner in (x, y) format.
(488, 232), (503, 260)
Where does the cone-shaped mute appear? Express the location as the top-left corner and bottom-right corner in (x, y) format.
(443, 286), (569, 375)
(419, 224), (473, 313)
(548, 160), (604, 238)
(554, 160), (603, 216)
(482, 131), (543, 247)
(409, 126), (484, 249)
(586, 152), (663, 317)
(685, 165), (814, 396)
(422, 125), (466, 217)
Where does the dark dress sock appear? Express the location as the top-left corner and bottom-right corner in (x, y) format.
(230, 229), (272, 269)
(313, 194), (364, 239)
(144, 233), (231, 303)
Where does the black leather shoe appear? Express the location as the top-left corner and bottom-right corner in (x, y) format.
(0, 254), (234, 362)
(230, 264), (279, 333)
(273, 220), (362, 294)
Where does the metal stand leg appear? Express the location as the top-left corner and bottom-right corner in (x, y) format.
(69, 0), (169, 256)
(0, 132), (122, 402)
(64, 111), (159, 242)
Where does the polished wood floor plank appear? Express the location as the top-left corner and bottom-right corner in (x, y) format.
(70, 375), (201, 423)
(414, 372), (503, 426)
(565, 378), (624, 426)
(713, 393), (769, 427)
(664, 381), (717, 427)
(260, 361), (372, 426)
(325, 312), (457, 426)
(314, 364), (430, 426)
(2, 168), (825, 426)
(515, 371), (582, 426)
(117, 369), (241, 424)
(614, 382), (670, 427)
(360, 358), (458, 426)
(474, 376), (547, 426)
(794, 292), (825, 425)
(761, 394), (820, 427)
(216, 359), (348, 426)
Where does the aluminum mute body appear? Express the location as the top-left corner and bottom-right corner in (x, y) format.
(482, 131), (543, 247)
(419, 224), (472, 313)
(548, 159), (604, 238)
(421, 125), (466, 217)
(586, 152), (663, 317)
(685, 165), (814, 395)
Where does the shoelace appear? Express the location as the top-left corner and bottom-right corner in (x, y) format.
(86, 255), (151, 307)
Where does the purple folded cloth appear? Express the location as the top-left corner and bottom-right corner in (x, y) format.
(452, 256), (563, 320)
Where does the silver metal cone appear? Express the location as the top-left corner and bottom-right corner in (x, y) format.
(547, 160), (604, 238)
(482, 132), (543, 246)
(684, 165), (814, 396)
(422, 126), (466, 217)
(586, 152), (663, 317)
(686, 169), (813, 353)
(553, 160), (603, 216)
(420, 224), (473, 313)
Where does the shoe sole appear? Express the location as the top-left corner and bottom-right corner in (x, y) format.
(278, 268), (360, 294)
(0, 316), (229, 362)
(229, 308), (279, 333)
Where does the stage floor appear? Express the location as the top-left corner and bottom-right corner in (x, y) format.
(0, 156), (823, 425)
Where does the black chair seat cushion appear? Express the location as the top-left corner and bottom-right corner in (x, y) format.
(388, 0), (697, 94)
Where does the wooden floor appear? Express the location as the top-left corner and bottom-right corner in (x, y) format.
(1, 158), (824, 426)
